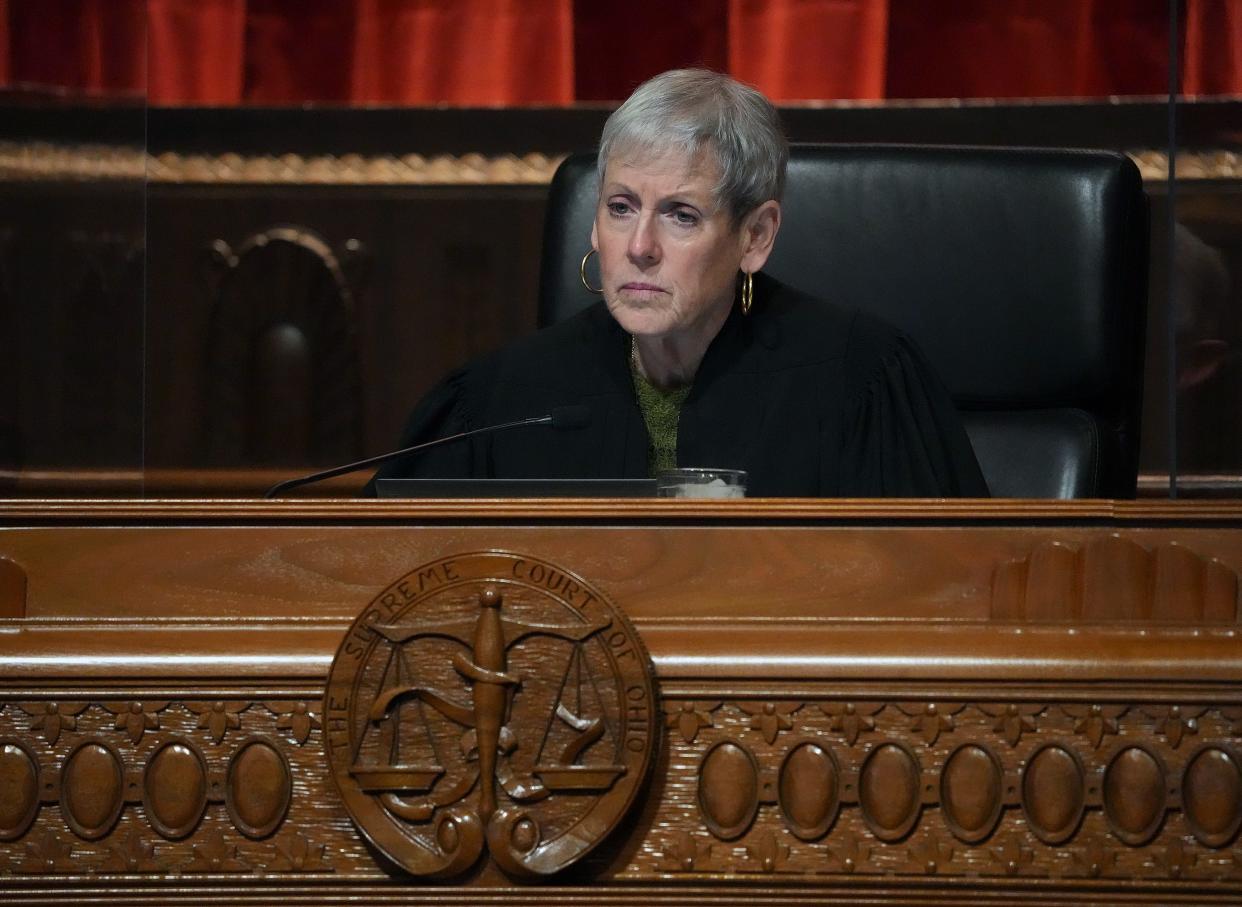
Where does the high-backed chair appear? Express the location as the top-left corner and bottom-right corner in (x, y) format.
(538, 146), (1148, 498)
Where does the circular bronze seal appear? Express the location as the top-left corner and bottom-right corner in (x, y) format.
(325, 551), (658, 878)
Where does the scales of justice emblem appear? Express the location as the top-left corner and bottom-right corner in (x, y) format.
(324, 552), (658, 878)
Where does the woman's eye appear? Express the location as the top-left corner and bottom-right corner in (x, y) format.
(671, 209), (698, 226)
(607, 201), (631, 216)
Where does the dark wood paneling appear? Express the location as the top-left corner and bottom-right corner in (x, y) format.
(0, 182), (145, 483)
(144, 184), (547, 469)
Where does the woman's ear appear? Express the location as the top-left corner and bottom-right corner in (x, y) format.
(740, 200), (781, 273)
(590, 218), (599, 251)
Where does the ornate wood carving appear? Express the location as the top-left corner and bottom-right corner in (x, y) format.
(0, 504), (1240, 903)
(0, 556), (26, 619)
(324, 552), (658, 879)
(0, 693), (1238, 898)
(4, 141), (1242, 185)
(992, 535), (1240, 621)
(203, 226), (366, 467)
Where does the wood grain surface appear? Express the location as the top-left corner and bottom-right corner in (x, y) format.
(0, 500), (1240, 904)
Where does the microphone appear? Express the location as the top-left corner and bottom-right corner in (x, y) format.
(264, 405), (592, 498)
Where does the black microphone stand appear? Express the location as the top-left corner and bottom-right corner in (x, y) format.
(264, 414), (558, 499)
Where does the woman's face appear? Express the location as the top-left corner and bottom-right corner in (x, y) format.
(591, 147), (777, 341)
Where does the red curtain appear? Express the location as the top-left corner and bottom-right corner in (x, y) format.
(0, 1), (9, 86)
(1, 0), (1239, 105)
(729, 0), (889, 101)
(349, 0), (573, 105)
(4, 0), (146, 97)
(1185, 0), (1242, 94)
(887, 0), (1171, 99)
(147, 0), (244, 105)
(572, 0), (728, 102)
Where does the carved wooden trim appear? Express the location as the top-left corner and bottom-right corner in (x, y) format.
(992, 536), (1240, 621)
(1, 517), (1241, 902)
(4, 621), (1242, 683)
(1129, 149), (1242, 181)
(5, 497), (1242, 523)
(0, 693), (1240, 893)
(2, 141), (1239, 184)
(0, 142), (564, 185)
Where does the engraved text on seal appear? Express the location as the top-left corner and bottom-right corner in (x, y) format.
(324, 551), (658, 878)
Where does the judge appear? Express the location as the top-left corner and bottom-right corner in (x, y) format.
(370, 69), (987, 497)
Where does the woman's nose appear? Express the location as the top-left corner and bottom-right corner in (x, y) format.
(627, 214), (660, 264)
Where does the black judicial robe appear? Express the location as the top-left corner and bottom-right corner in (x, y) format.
(370, 273), (988, 497)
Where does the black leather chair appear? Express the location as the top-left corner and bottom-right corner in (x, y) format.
(537, 145), (1148, 498)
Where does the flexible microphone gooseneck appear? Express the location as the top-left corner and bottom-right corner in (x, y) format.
(263, 405), (592, 499)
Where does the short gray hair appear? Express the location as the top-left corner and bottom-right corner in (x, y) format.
(597, 69), (788, 221)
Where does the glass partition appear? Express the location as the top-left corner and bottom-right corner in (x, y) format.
(1166, 2), (1242, 497)
(0, 0), (147, 496)
(4, 1), (1239, 499)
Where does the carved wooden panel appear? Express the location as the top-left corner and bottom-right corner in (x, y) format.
(0, 692), (1240, 895)
(324, 553), (658, 879)
(653, 696), (1242, 880)
(203, 225), (366, 466)
(993, 535), (1240, 621)
(0, 502), (1241, 904)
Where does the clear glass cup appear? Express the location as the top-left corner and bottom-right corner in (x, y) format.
(656, 468), (748, 499)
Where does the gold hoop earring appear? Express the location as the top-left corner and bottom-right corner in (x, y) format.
(579, 249), (603, 295)
(740, 271), (754, 315)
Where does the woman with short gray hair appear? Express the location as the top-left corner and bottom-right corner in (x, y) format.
(371, 69), (986, 496)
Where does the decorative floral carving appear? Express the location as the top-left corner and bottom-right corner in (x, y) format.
(744, 829), (790, 873)
(1070, 836), (1118, 878)
(184, 828), (250, 873)
(664, 700), (721, 744)
(20, 701), (88, 746)
(657, 830), (713, 872)
(1159, 838), (1196, 879)
(264, 701), (322, 746)
(820, 702), (883, 746)
(104, 830), (162, 873)
(103, 700), (169, 744)
(736, 701), (801, 745)
(1140, 705), (1206, 749)
(20, 830), (76, 873)
(826, 830), (871, 874)
(895, 702), (964, 746)
(989, 835), (1035, 876)
(905, 833), (954, 874)
(267, 832), (331, 872)
(185, 701), (248, 744)
(1061, 704), (1126, 749)
(978, 703), (1043, 746)
(1221, 707), (1242, 737)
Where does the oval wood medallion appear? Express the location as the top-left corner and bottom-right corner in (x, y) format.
(778, 741), (840, 840)
(1022, 744), (1085, 844)
(940, 743), (1004, 843)
(226, 737), (291, 839)
(1103, 746), (1166, 845)
(61, 740), (125, 840)
(699, 740), (760, 840)
(0, 740), (40, 841)
(1182, 746), (1242, 848)
(144, 739), (208, 840)
(859, 743), (921, 841)
(324, 552), (658, 879)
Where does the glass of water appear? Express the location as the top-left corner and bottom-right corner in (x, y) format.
(655, 468), (748, 499)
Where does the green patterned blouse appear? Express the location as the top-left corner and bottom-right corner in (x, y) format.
(631, 362), (692, 476)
